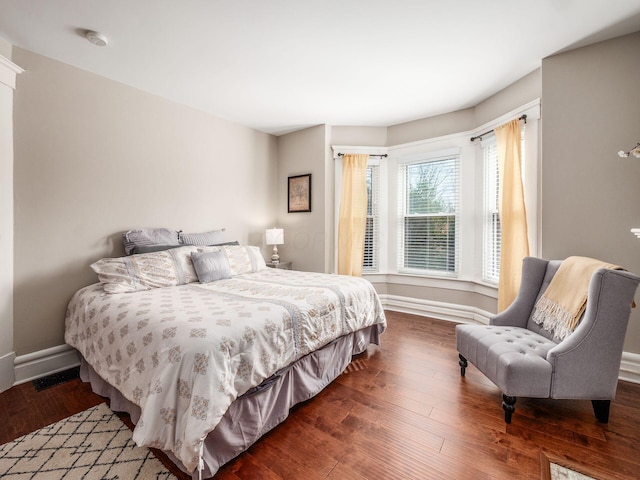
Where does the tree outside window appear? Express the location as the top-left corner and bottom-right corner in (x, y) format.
(401, 157), (458, 274)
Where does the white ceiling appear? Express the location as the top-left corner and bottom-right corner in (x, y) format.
(1, 1), (640, 136)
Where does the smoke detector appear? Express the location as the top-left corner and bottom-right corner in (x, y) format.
(85, 30), (108, 47)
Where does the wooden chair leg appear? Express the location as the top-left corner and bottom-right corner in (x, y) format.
(592, 400), (610, 423)
(502, 394), (517, 423)
(458, 354), (468, 377)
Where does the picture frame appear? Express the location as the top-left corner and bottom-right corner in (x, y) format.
(288, 174), (312, 213)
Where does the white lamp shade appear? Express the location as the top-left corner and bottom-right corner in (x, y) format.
(266, 228), (284, 245)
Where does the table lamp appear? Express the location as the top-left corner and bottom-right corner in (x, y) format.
(265, 228), (284, 264)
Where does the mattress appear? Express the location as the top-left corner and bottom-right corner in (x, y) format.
(65, 268), (386, 476)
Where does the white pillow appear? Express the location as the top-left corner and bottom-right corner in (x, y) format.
(91, 246), (198, 293)
(222, 245), (267, 275)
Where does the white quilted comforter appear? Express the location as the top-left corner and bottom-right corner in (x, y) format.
(65, 268), (386, 472)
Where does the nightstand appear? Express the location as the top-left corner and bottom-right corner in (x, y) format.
(266, 261), (292, 270)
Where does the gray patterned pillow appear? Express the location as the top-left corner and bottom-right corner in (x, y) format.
(122, 228), (180, 256)
(91, 246), (198, 293)
(191, 251), (231, 283)
(179, 229), (226, 246)
(131, 244), (181, 254)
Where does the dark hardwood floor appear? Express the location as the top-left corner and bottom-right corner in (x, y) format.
(2, 310), (639, 479)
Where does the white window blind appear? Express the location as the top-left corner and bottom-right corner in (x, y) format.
(483, 139), (501, 283)
(398, 155), (459, 275)
(363, 164), (380, 272)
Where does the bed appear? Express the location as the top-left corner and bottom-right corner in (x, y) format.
(64, 244), (386, 478)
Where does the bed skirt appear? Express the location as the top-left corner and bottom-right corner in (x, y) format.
(80, 324), (381, 478)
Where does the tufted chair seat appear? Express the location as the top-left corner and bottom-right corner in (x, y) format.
(456, 256), (640, 424)
(456, 325), (557, 398)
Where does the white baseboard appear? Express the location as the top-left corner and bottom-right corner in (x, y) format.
(379, 293), (493, 325)
(379, 293), (640, 385)
(0, 351), (15, 393)
(13, 344), (80, 386)
(619, 352), (640, 384)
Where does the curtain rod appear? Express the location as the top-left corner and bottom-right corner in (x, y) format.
(470, 115), (527, 142)
(337, 153), (388, 158)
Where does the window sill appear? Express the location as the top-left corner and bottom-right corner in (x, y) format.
(363, 272), (498, 299)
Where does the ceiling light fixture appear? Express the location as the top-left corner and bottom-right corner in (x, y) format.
(85, 30), (108, 47)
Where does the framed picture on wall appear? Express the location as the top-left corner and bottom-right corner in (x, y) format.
(288, 174), (312, 213)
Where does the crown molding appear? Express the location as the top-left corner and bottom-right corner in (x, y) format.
(0, 55), (23, 89)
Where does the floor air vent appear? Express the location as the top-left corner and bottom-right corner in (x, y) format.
(32, 366), (80, 391)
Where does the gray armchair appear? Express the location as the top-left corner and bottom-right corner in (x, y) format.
(456, 257), (640, 423)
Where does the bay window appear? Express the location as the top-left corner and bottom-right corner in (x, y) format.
(334, 99), (538, 291)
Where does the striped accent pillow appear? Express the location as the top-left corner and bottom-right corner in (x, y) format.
(179, 229), (226, 246)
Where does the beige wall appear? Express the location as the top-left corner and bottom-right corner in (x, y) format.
(387, 107), (476, 146)
(541, 32), (640, 353)
(0, 38), (11, 59)
(386, 69), (542, 147)
(276, 125), (329, 272)
(475, 69), (541, 126)
(330, 126), (387, 147)
(12, 48), (278, 356)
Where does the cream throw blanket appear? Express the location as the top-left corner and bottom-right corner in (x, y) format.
(531, 256), (622, 340)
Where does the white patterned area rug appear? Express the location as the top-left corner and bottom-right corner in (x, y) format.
(0, 403), (176, 479)
(550, 463), (596, 480)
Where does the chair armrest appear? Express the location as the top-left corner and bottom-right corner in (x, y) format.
(547, 268), (640, 399)
(490, 257), (549, 328)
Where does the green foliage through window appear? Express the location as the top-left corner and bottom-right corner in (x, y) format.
(401, 156), (459, 274)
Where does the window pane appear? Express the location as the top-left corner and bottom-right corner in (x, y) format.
(400, 155), (459, 275)
(363, 164), (379, 272)
(483, 141), (500, 282)
(404, 216), (456, 271)
(406, 160), (457, 215)
(366, 167), (373, 216)
(364, 217), (374, 268)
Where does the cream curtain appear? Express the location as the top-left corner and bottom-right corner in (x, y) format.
(495, 119), (530, 311)
(338, 153), (369, 276)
